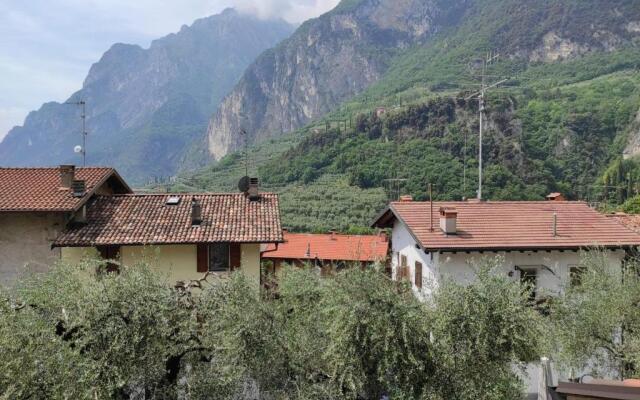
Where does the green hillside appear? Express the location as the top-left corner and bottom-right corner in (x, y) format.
(172, 0), (640, 232)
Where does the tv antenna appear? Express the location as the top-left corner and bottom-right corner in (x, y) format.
(465, 51), (509, 200)
(239, 128), (249, 177)
(65, 100), (87, 166)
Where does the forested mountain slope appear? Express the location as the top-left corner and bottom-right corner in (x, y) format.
(0, 9), (293, 183)
(207, 0), (640, 161)
(177, 0), (640, 232)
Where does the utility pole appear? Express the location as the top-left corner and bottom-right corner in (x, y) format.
(465, 51), (508, 200)
(65, 100), (87, 166)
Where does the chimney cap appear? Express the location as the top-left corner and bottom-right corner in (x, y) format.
(399, 195), (413, 202)
(439, 207), (458, 216)
(546, 192), (566, 201)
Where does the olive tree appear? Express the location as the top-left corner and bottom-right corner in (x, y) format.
(550, 251), (640, 380)
(429, 257), (546, 400)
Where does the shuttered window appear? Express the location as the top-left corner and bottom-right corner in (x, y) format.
(415, 261), (423, 288)
(208, 243), (230, 272)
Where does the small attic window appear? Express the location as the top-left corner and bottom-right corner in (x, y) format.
(166, 196), (181, 205)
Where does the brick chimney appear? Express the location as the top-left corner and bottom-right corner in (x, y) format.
(399, 195), (413, 202)
(71, 179), (86, 197)
(439, 207), (458, 235)
(248, 178), (260, 201)
(59, 165), (75, 189)
(191, 197), (202, 226)
(546, 192), (566, 201)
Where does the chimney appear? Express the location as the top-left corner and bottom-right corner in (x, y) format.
(248, 177), (260, 201)
(330, 230), (337, 240)
(71, 180), (86, 197)
(546, 192), (566, 202)
(399, 195), (413, 202)
(59, 165), (75, 188)
(439, 207), (458, 235)
(191, 197), (202, 226)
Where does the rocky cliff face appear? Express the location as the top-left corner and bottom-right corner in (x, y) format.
(207, 0), (640, 161)
(207, 0), (471, 160)
(0, 9), (293, 183)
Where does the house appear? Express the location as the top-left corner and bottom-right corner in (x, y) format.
(54, 192), (283, 286)
(372, 197), (640, 398)
(371, 198), (640, 300)
(0, 165), (131, 284)
(261, 230), (389, 275)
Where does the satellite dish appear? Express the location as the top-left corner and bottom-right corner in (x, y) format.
(74, 145), (83, 154)
(238, 176), (250, 193)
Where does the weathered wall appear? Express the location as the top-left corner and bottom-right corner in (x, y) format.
(0, 213), (66, 285)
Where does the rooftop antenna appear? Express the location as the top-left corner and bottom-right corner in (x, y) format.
(429, 183), (434, 232)
(65, 100), (87, 166)
(239, 128), (249, 177)
(465, 51), (508, 200)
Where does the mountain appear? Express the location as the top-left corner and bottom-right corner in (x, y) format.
(0, 9), (293, 183)
(206, 0), (640, 161)
(178, 0), (640, 232)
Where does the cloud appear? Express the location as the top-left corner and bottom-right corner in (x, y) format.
(233, 0), (340, 23)
(0, 0), (341, 140)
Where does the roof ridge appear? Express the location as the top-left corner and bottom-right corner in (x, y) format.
(0, 166), (114, 170)
(97, 192), (278, 197)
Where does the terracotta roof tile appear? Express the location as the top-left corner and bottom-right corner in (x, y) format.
(374, 201), (640, 251)
(263, 232), (389, 262)
(609, 213), (640, 233)
(0, 167), (121, 212)
(53, 193), (283, 246)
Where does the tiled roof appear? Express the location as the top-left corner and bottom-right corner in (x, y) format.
(609, 213), (640, 233)
(262, 231), (389, 262)
(53, 193), (283, 246)
(0, 167), (124, 212)
(373, 201), (640, 251)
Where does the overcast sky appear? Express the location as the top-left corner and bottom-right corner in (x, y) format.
(0, 0), (340, 141)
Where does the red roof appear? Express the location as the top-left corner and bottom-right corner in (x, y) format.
(609, 213), (640, 233)
(0, 167), (129, 212)
(53, 193), (283, 246)
(373, 201), (640, 251)
(262, 231), (389, 262)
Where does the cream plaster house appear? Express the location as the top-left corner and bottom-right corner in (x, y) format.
(54, 192), (283, 287)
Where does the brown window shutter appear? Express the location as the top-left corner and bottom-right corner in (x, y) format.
(230, 243), (241, 271)
(197, 244), (208, 273)
(415, 261), (423, 288)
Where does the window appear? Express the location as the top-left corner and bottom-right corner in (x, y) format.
(208, 243), (230, 272)
(415, 261), (423, 289)
(569, 266), (586, 287)
(397, 254), (409, 281)
(519, 267), (537, 302)
(97, 245), (120, 274)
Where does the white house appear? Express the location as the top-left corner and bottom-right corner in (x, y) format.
(372, 196), (640, 398)
(372, 197), (640, 300)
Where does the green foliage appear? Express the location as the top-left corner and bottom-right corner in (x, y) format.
(1, 258), (545, 399)
(550, 251), (640, 379)
(431, 257), (546, 400)
(622, 195), (640, 214)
